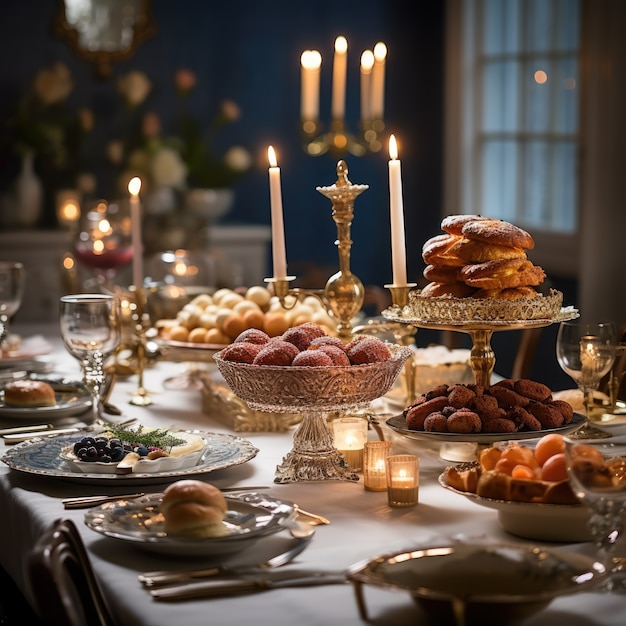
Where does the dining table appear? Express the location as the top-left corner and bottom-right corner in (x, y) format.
(1, 320), (625, 626)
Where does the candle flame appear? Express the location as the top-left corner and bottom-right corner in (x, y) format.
(335, 35), (348, 54)
(374, 42), (387, 61)
(268, 145), (278, 168)
(389, 134), (398, 160)
(301, 50), (321, 70)
(128, 176), (142, 196)
(361, 50), (374, 72)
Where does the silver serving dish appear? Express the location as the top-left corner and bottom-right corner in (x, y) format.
(346, 542), (605, 625)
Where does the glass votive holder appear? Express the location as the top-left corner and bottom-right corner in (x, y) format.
(363, 440), (392, 491)
(332, 416), (368, 472)
(385, 454), (419, 507)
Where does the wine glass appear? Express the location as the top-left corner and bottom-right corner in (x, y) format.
(0, 261), (25, 357)
(564, 438), (626, 591)
(556, 320), (616, 438)
(59, 294), (122, 423)
(73, 199), (134, 288)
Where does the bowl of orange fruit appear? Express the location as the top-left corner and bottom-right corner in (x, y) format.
(439, 433), (592, 541)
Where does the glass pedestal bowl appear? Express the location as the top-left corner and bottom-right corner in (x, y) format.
(214, 344), (412, 483)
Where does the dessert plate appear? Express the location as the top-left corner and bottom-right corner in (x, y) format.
(1, 430), (259, 485)
(438, 471), (591, 542)
(0, 378), (91, 420)
(386, 411), (586, 444)
(0, 335), (52, 364)
(84, 492), (296, 556)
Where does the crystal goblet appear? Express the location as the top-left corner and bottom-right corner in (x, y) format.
(0, 261), (25, 357)
(59, 294), (122, 423)
(564, 438), (626, 591)
(556, 320), (616, 438)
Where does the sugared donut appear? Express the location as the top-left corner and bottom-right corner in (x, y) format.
(233, 328), (270, 345)
(313, 344), (351, 366)
(252, 340), (300, 366)
(282, 323), (327, 351)
(345, 336), (391, 364)
(292, 350), (333, 367)
(309, 336), (346, 350)
(461, 218), (535, 250)
(219, 342), (263, 364)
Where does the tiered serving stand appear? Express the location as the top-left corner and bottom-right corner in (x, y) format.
(383, 289), (578, 387)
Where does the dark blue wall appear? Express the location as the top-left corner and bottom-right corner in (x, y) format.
(0, 0), (444, 292)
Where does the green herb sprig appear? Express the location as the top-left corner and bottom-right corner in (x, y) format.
(104, 425), (186, 452)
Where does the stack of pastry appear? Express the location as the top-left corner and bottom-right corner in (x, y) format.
(421, 214), (546, 300)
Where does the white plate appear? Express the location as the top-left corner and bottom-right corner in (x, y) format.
(386, 412), (586, 444)
(0, 378), (91, 420)
(1, 430), (259, 485)
(84, 492), (295, 556)
(438, 471), (592, 542)
(0, 335), (52, 364)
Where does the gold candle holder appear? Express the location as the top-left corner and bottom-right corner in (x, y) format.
(265, 160), (368, 341)
(363, 440), (392, 491)
(386, 454), (419, 507)
(302, 118), (385, 158)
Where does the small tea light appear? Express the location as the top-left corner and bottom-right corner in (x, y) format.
(364, 440), (392, 491)
(332, 417), (368, 472)
(386, 454), (419, 507)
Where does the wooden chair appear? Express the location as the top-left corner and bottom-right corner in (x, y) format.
(27, 518), (115, 626)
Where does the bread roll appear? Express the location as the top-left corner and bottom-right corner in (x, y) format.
(160, 480), (228, 538)
(3, 379), (55, 407)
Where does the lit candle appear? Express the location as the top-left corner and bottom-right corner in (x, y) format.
(331, 35), (348, 120)
(580, 335), (600, 379)
(386, 454), (419, 507)
(388, 135), (407, 286)
(300, 50), (322, 121)
(360, 50), (374, 123)
(267, 146), (287, 280)
(333, 417), (368, 471)
(371, 42), (387, 120)
(364, 440), (392, 491)
(128, 176), (143, 288)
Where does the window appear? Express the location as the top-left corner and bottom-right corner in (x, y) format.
(445, 0), (581, 275)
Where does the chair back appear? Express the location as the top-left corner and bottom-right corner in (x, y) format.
(27, 518), (115, 626)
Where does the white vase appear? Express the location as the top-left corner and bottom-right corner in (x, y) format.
(185, 188), (234, 223)
(11, 151), (43, 228)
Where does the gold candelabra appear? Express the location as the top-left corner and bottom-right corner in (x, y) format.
(302, 119), (385, 158)
(266, 159), (368, 340)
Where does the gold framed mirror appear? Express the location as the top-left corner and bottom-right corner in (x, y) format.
(54, 0), (156, 78)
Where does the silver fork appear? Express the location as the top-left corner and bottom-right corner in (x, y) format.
(138, 534), (314, 587)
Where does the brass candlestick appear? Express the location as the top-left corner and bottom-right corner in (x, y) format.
(266, 160), (368, 340)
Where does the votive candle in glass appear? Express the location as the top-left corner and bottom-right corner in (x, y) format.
(364, 440), (392, 491)
(386, 454), (419, 507)
(332, 417), (368, 472)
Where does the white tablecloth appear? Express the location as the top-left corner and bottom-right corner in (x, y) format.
(1, 323), (625, 625)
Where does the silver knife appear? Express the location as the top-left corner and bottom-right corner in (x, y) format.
(149, 574), (348, 600)
(3, 426), (81, 443)
(0, 424), (54, 436)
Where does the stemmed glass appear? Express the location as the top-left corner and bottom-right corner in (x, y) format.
(556, 320), (616, 438)
(73, 199), (134, 288)
(0, 261), (25, 357)
(59, 294), (122, 423)
(564, 438), (626, 591)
